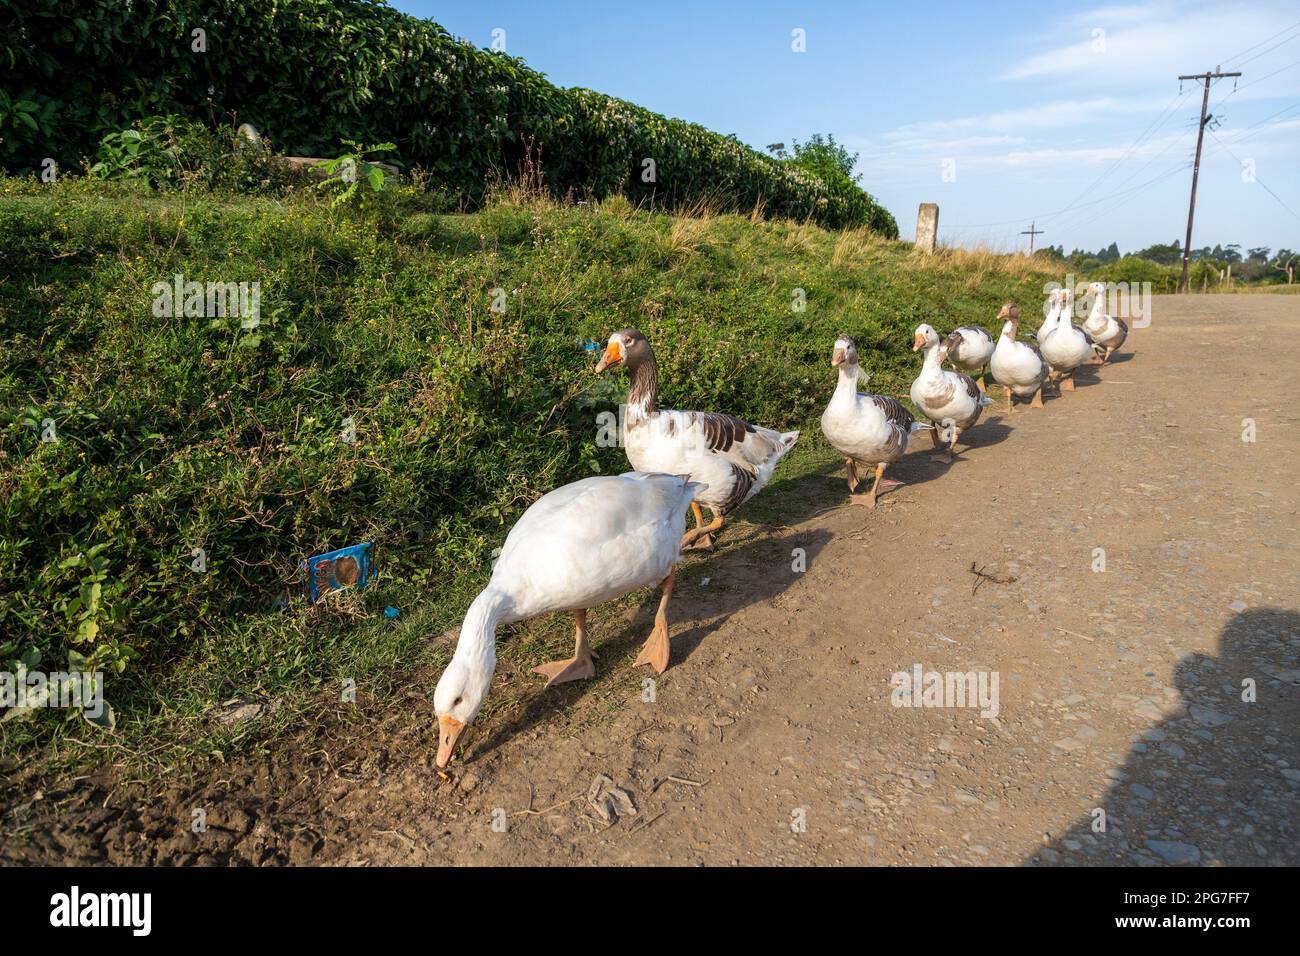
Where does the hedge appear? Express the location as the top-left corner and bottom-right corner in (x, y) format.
(0, 0), (897, 234)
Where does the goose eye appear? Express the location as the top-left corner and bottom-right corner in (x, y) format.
(453, 696), (463, 707)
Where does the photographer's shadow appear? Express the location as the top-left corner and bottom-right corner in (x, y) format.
(1027, 607), (1300, 866)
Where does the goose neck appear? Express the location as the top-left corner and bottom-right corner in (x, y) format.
(454, 588), (507, 672)
(833, 364), (861, 400)
(626, 356), (658, 420)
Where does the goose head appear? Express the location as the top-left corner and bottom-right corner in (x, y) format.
(595, 327), (653, 374)
(831, 334), (859, 368)
(997, 302), (1021, 337)
(434, 653), (495, 768)
(913, 324), (941, 353)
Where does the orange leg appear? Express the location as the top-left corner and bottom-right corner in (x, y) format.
(865, 461), (897, 509)
(633, 570), (675, 674)
(532, 609), (596, 687)
(683, 512), (725, 552)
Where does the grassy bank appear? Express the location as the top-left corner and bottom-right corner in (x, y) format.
(0, 175), (1057, 778)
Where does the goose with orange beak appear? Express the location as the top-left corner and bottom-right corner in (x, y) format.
(820, 335), (930, 507)
(1082, 281), (1128, 366)
(989, 303), (1049, 411)
(593, 328), (799, 550)
(909, 323), (992, 463)
(433, 472), (703, 768)
(1039, 288), (1095, 391)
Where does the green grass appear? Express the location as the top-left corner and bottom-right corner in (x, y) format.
(0, 174), (1060, 780)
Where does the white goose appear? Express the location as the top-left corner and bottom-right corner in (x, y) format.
(1082, 281), (1129, 365)
(433, 472), (702, 768)
(1036, 287), (1064, 341)
(1039, 289), (1094, 392)
(988, 303), (1049, 411)
(942, 325), (996, 391)
(820, 335), (930, 508)
(910, 324), (992, 462)
(595, 328), (799, 550)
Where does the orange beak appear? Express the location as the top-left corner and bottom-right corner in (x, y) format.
(912, 334), (926, 351)
(436, 714), (466, 768)
(831, 348), (846, 367)
(997, 306), (1010, 319)
(594, 340), (622, 373)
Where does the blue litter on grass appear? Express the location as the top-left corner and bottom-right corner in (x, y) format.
(301, 542), (375, 603)
(576, 337), (601, 352)
(384, 606), (400, 619)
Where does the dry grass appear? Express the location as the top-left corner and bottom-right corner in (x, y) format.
(913, 243), (1049, 279)
(664, 214), (710, 257)
(597, 193), (636, 220)
(782, 221), (821, 255)
(1209, 282), (1300, 294)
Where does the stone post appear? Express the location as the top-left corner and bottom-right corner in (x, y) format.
(916, 203), (939, 253)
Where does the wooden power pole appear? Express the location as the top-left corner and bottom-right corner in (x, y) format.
(1020, 221), (1043, 255)
(1177, 67), (1241, 293)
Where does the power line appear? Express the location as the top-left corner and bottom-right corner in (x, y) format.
(1225, 23), (1300, 69)
(1200, 99), (1300, 156)
(936, 24), (1300, 245)
(1233, 56), (1300, 92)
(1066, 162), (1192, 234)
(1206, 127), (1300, 225)
(1037, 88), (1194, 226)
(1220, 18), (1300, 66)
(944, 157), (1196, 231)
(1212, 56), (1300, 111)
(942, 92), (1194, 231)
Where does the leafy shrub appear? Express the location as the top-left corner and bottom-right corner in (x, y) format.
(0, 179), (1050, 732)
(1, 0), (895, 234)
(1089, 257), (1181, 293)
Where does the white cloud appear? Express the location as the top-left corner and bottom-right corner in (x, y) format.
(1000, 1), (1298, 84)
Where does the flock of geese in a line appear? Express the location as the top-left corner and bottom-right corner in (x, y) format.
(433, 281), (1130, 766)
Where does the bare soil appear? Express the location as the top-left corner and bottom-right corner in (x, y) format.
(4, 294), (1297, 866)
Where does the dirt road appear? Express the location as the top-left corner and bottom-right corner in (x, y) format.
(7, 294), (1298, 866)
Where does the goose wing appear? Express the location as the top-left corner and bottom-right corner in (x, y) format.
(685, 410), (789, 471)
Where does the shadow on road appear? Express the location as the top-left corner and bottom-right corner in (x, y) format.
(1027, 607), (1300, 866)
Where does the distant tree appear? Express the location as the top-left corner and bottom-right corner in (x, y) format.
(1223, 243), (1242, 264)
(1102, 241), (1121, 263)
(1133, 240), (1181, 265)
(1247, 246), (1270, 264)
(787, 133), (862, 184)
(1272, 249), (1297, 284)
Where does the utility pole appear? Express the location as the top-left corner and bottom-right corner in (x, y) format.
(1177, 66), (1241, 293)
(1020, 221), (1043, 255)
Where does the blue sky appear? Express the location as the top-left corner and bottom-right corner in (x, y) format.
(394, 1), (1300, 254)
